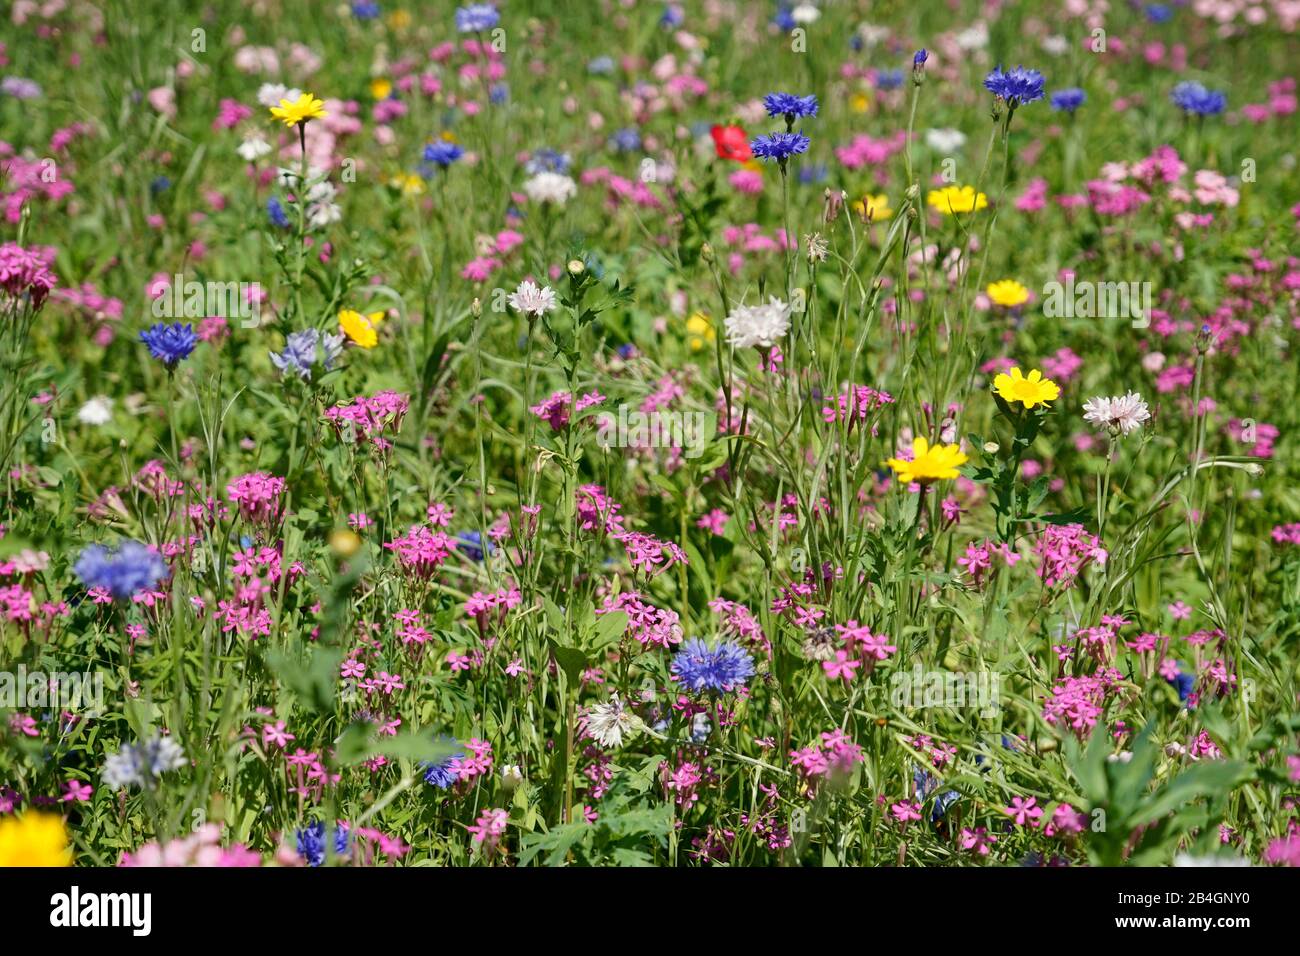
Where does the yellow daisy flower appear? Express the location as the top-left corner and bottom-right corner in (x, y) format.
(269, 92), (328, 128)
(986, 279), (1030, 308)
(852, 193), (893, 222)
(886, 437), (969, 485)
(686, 312), (715, 351)
(926, 184), (988, 215)
(0, 813), (72, 867)
(993, 367), (1060, 409)
(390, 173), (426, 196)
(850, 92), (872, 114)
(370, 77), (393, 100)
(339, 309), (385, 349)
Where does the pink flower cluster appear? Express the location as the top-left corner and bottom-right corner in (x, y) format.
(384, 524), (457, 578)
(1042, 668), (1123, 736)
(790, 729), (866, 787)
(119, 824), (268, 867)
(0, 242), (57, 308)
(226, 471), (286, 526)
(597, 590), (682, 648)
(821, 384), (895, 427)
(1034, 523), (1107, 588)
(617, 531), (688, 576)
(957, 538), (1021, 588)
(325, 390), (410, 448)
(529, 390), (605, 430)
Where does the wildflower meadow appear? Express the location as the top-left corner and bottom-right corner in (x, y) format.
(2, 0), (1300, 898)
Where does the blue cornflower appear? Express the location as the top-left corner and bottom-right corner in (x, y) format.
(74, 540), (170, 600)
(489, 83), (509, 105)
(798, 163), (827, 185)
(456, 529), (492, 561)
(295, 821), (350, 867)
(525, 148), (571, 174)
(149, 176), (170, 195)
(984, 65), (1047, 108)
(269, 328), (344, 381)
(875, 69), (904, 91)
(913, 49), (928, 67)
(1171, 81), (1226, 116)
(609, 127), (642, 152)
(423, 140), (464, 167)
(670, 637), (756, 694)
(267, 196), (290, 228)
(421, 738), (465, 789)
(1166, 668), (1195, 703)
(763, 92), (819, 122)
(1050, 87), (1087, 113)
(587, 56), (615, 75)
(102, 735), (186, 789)
(140, 322), (198, 369)
(351, 0), (381, 18)
(750, 131), (810, 164)
(455, 3), (499, 32)
(774, 6), (796, 31)
(616, 343), (638, 360)
(659, 4), (684, 28)
(1145, 3), (1173, 22)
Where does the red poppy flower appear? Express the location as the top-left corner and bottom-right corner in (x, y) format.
(710, 124), (752, 162)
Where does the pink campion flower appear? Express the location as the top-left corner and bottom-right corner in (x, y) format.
(529, 390), (605, 430)
(383, 524), (456, 578)
(1004, 796), (1043, 827)
(62, 780), (93, 803)
(212, 98), (253, 130)
(325, 390), (410, 447)
(226, 471), (286, 526)
(1047, 804), (1087, 836)
(1034, 523), (1107, 589)
(596, 591), (682, 648)
(961, 826), (997, 855)
(891, 800), (922, 824)
(0, 242), (57, 307)
(466, 809), (509, 849)
(617, 531), (687, 576)
(262, 721), (295, 749)
(822, 650), (860, 682)
(696, 508), (730, 536)
(576, 484), (625, 535)
(820, 384), (894, 428)
(1168, 601), (1191, 620)
(426, 502), (454, 526)
(1264, 834), (1300, 867)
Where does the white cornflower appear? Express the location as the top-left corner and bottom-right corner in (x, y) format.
(955, 22), (989, 50)
(523, 171), (577, 205)
(925, 128), (967, 153)
(236, 136), (272, 162)
(1041, 35), (1069, 56)
(76, 396), (114, 426)
(306, 200), (341, 230)
(103, 736), (187, 790)
(791, 3), (820, 24)
(724, 297), (792, 350)
(256, 83), (301, 108)
(585, 696), (640, 748)
(1082, 391), (1151, 436)
(507, 279), (558, 317)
